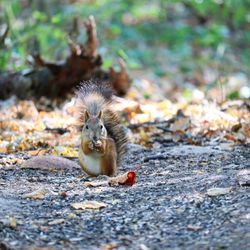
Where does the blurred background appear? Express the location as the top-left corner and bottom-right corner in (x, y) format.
(1, 0), (250, 102)
(0, 0), (249, 154)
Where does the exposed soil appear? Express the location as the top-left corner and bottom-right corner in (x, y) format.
(0, 143), (249, 250)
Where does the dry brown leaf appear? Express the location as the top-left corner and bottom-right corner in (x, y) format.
(187, 224), (202, 231)
(172, 131), (185, 142)
(0, 157), (24, 168)
(207, 187), (232, 197)
(231, 123), (242, 132)
(22, 188), (48, 200)
(242, 124), (250, 138)
(21, 156), (80, 170)
(100, 243), (117, 250)
(224, 133), (237, 142)
(108, 171), (136, 186)
(171, 117), (191, 132)
(28, 149), (49, 156)
(71, 201), (107, 210)
(84, 181), (107, 187)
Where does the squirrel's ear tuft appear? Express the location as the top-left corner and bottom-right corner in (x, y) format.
(97, 111), (102, 119)
(85, 111), (90, 121)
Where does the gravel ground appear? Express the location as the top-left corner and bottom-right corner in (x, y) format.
(0, 143), (250, 250)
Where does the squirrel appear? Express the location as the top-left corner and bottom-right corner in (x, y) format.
(22, 80), (128, 177)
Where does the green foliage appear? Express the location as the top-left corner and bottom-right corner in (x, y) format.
(0, 0), (249, 74)
(227, 91), (240, 100)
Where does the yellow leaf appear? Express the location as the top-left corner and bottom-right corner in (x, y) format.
(52, 146), (78, 157)
(84, 181), (107, 187)
(27, 149), (49, 156)
(139, 128), (150, 142)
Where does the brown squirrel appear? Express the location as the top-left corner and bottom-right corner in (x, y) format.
(22, 81), (128, 176)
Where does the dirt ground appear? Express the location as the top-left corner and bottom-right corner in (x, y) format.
(0, 143), (250, 250)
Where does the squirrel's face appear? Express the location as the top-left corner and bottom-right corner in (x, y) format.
(83, 116), (107, 143)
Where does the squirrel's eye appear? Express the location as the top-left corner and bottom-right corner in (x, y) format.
(85, 125), (89, 129)
(100, 125), (103, 129)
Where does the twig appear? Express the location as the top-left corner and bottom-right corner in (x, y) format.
(143, 154), (169, 163)
(109, 58), (131, 96)
(128, 118), (174, 129)
(45, 127), (70, 135)
(68, 37), (82, 56)
(84, 15), (97, 57)
(156, 126), (172, 132)
(0, 24), (9, 46)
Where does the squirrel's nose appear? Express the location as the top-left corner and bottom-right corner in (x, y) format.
(93, 136), (97, 142)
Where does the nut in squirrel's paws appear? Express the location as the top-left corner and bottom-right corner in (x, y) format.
(94, 140), (102, 147)
(88, 141), (94, 150)
(94, 140), (102, 152)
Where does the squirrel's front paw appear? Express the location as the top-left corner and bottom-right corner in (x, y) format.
(88, 141), (94, 150)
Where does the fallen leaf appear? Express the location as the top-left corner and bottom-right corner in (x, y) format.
(48, 219), (65, 225)
(170, 117), (191, 132)
(28, 149), (49, 156)
(139, 128), (150, 142)
(187, 224), (203, 231)
(231, 123), (242, 132)
(207, 187), (232, 197)
(22, 188), (48, 200)
(108, 171), (136, 186)
(52, 146), (78, 157)
(172, 131), (185, 142)
(84, 181), (107, 187)
(224, 133), (237, 142)
(100, 243), (117, 250)
(242, 124), (250, 138)
(21, 156), (80, 170)
(71, 201), (107, 210)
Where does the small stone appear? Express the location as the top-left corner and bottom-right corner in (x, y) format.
(68, 213), (77, 219)
(8, 217), (17, 229)
(139, 244), (150, 250)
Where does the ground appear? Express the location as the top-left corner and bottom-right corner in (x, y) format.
(0, 142), (249, 250)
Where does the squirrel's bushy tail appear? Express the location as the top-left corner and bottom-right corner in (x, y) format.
(76, 80), (128, 164)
